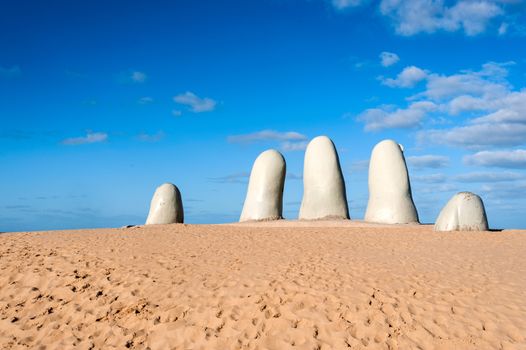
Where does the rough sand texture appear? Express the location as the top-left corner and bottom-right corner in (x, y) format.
(1, 223), (525, 349)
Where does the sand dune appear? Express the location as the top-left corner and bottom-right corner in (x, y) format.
(1, 222), (525, 349)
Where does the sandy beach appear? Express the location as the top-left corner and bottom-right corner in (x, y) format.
(1, 222), (525, 349)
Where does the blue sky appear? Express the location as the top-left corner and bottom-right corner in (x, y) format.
(1, 0), (526, 231)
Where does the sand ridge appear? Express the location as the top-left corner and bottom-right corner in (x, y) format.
(1, 223), (525, 349)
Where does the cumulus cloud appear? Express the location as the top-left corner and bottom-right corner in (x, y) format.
(174, 92), (217, 113)
(62, 132), (108, 145)
(381, 66), (428, 88)
(454, 171), (525, 182)
(0, 65), (21, 78)
(470, 90), (526, 123)
(448, 1), (504, 35)
(448, 95), (492, 115)
(422, 124), (526, 148)
(412, 173), (447, 183)
(416, 182), (458, 194)
(463, 149), (526, 168)
(371, 62), (526, 149)
(326, 0), (522, 36)
(420, 62), (511, 101)
(421, 86), (526, 148)
(358, 101), (437, 131)
(281, 141), (309, 152)
(228, 130), (307, 143)
(406, 155), (450, 169)
(228, 130), (308, 152)
(379, 51), (400, 67)
(478, 181), (526, 201)
(379, 0), (504, 36)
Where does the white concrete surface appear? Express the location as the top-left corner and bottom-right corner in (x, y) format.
(364, 139), (419, 224)
(145, 183), (184, 225)
(240, 149), (286, 222)
(299, 136), (349, 220)
(434, 192), (489, 231)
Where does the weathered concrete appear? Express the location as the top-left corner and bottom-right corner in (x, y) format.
(434, 192), (489, 231)
(364, 139), (419, 224)
(145, 183), (184, 225)
(299, 136), (349, 220)
(240, 149), (286, 222)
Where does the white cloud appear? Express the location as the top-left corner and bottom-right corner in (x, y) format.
(330, 0), (368, 10)
(62, 132), (108, 145)
(454, 171), (525, 182)
(131, 71), (147, 83)
(375, 62), (526, 149)
(470, 90), (526, 123)
(172, 110), (182, 117)
(464, 150), (526, 168)
(325, 0), (523, 37)
(416, 182), (458, 194)
(448, 95), (491, 115)
(0, 65), (21, 78)
(381, 65), (428, 88)
(362, 63), (511, 131)
(422, 123), (526, 148)
(138, 97), (153, 104)
(228, 130), (307, 143)
(362, 61), (526, 149)
(228, 130), (308, 152)
(406, 155), (450, 169)
(478, 180), (526, 201)
(350, 159), (370, 172)
(281, 141), (309, 152)
(174, 91), (217, 113)
(448, 1), (504, 35)
(379, 0), (504, 36)
(413, 173), (447, 183)
(420, 87), (526, 149)
(421, 62), (511, 101)
(379, 51), (400, 67)
(358, 100), (437, 131)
